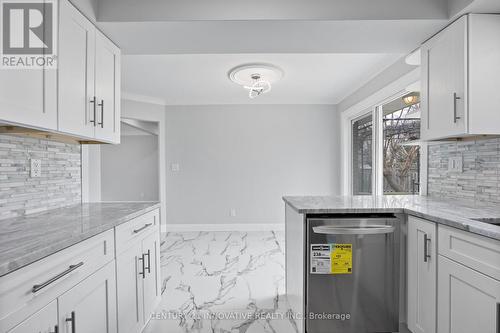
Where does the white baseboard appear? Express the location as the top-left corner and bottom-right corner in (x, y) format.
(162, 223), (285, 232)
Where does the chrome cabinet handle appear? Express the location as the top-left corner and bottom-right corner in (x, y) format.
(138, 254), (146, 279)
(65, 311), (75, 333)
(50, 325), (58, 333)
(424, 234), (431, 262)
(89, 97), (96, 125)
(496, 303), (499, 333)
(97, 99), (104, 128)
(133, 223), (152, 234)
(145, 249), (151, 274)
(32, 262), (84, 293)
(312, 225), (395, 235)
(453, 92), (461, 123)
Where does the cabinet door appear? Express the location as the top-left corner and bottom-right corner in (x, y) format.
(58, 261), (117, 333)
(407, 217), (436, 333)
(58, 0), (95, 139)
(0, 66), (56, 131)
(94, 31), (121, 144)
(116, 241), (144, 333)
(7, 300), (58, 333)
(141, 231), (160, 324)
(421, 16), (467, 140)
(438, 255), (500, 333)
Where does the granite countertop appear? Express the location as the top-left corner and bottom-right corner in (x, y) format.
(283, 195), (500, 241)
(0, 202), (160, 277)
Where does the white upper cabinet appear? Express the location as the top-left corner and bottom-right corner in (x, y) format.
(58, 0), (96, 139)
(421, 14), (500, 140)
(94, 31), (121, 143)
(0, 64), (57, 131)
(58, 0), (121, 143)
(0, 0), (120, 144)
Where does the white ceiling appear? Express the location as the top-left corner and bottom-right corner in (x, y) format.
(98, 20), (446, 55)
(96, 0), (449, 21)
(122, 54), (402, 105)
(71, 0), (499, 106)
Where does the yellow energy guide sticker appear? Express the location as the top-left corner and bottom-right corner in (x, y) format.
(310, 244), (353, 275)
(330, 244), (352, 274)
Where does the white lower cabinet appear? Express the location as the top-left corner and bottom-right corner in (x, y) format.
(407, 220), (500, 333)
(116, 242), (144, 333)
(437, 255), (500, 333)
(116, 210), (161, 333)
(0, 208), (160, 333)
(7, 300), (58, 333)
(141, 231), (160, 322)
(407, 217), (437, 333)
(58, 261), (117, 333)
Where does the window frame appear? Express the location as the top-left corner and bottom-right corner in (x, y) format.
(340, 74), (426, 196)
(351, 111), (376, 195)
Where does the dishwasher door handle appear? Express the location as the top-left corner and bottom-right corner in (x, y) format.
(312, 225), (395, 235)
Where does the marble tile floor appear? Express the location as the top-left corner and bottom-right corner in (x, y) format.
(144, 230), (299, 333)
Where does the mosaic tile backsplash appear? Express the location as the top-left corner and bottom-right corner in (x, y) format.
(0, 134), (81, 220)
(428, 138), (500, 204)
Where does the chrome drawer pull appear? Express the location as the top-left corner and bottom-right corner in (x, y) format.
(138, 254), (146, 279)
(89, 97), (96, 125)
(145, 249), (151, 274)
(65, 311), (75, 333)
(133, 223), (152, 234)
(32, 262), (84, 293)
(453, 92), (461, 123)
(424, 234), (431, 262)
(496, 303), (499, 333)
(313, 225), (395, 235)
(97, 99), (104, 128)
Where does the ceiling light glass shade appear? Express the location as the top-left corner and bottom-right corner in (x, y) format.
(244, 79), (272, 99)
(405, 48), (421, 66)
(229, 64), (283, 99)
(403, 94), (418, 105)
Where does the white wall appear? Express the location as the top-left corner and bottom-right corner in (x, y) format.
(82, 98), (167, 228)
(165, 104), (340, 225)
(100, 135), (159, 201)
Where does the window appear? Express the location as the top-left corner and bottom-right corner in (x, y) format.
(350, 91), (421, 196)
(352, 114), (373, 195)
(382, 93), (421, 194)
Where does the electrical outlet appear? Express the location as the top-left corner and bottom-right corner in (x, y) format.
(230, 209), (237, 217)
(30, 159), (41, 177)
(171, 163), (180, 172)
(448, 156), (463, 172)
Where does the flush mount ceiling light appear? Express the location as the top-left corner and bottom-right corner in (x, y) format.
(229, 64), (284, 99)
(403, 93), (419, 106)
(405, 48), (421, 66)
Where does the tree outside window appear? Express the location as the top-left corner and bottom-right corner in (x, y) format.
(382, 93), (421, 194)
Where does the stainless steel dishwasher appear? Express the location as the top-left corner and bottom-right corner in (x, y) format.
(306, 213), (401, 333)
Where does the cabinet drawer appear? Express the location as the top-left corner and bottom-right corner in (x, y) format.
(115, 209), (159, 255)
(438, 225), (500, 280)
(0, 229), (114, 331)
